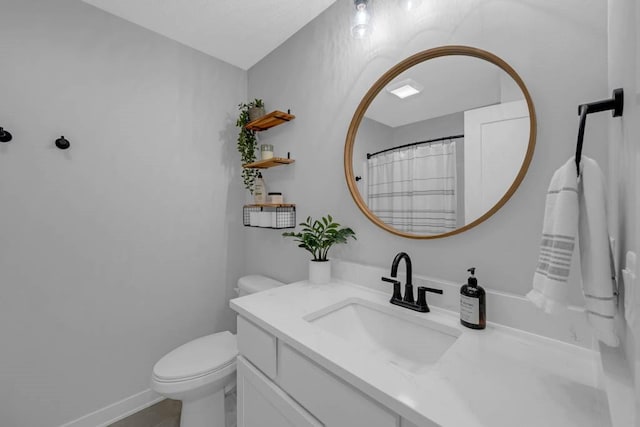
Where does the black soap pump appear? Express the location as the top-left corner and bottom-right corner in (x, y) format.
(460, 267), (486, 329)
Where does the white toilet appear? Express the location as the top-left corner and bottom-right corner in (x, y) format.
(150, 275), (284, 427)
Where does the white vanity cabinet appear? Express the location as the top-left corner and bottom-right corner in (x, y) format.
(233, 280), (612, 427)
(236, 316), (418, 427)
(237, 356), (321, 427)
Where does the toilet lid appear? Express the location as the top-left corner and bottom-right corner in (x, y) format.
(153, 331), (238, 382)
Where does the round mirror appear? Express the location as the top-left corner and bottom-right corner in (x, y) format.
(344, 46), (536, 239)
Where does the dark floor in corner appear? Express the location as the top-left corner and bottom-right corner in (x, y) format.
(108, 399), (181, 427)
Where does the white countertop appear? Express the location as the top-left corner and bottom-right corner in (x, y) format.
(230, 280), (611, 427)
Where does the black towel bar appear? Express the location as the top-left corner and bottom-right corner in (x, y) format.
(575, 88), (624, 176)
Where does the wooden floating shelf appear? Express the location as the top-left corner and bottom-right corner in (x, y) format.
(244, 203), (296, 208)
(243, 157), (295, 169)
(245, 110), (296, 131)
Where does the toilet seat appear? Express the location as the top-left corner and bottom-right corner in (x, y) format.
(149, 275), (285, 427)
(152, 331), (238, 383)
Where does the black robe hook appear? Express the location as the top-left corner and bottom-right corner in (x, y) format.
(55, 136), (70, 150)
(0, 127), (13, 143)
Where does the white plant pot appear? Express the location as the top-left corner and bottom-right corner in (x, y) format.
(248, 106), (265, 121)
(309, 260), (331, 284)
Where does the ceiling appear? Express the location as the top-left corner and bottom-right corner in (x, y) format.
(82, 0), (337, 70)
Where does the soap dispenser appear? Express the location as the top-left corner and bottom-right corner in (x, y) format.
(460, 267), (486, 329)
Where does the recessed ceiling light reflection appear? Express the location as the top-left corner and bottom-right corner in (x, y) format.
(386, 79), (424, 99)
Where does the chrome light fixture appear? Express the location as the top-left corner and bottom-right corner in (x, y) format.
(351, 0), (372, 39)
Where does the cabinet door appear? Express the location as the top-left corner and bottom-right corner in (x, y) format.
(237, 356), (323, 427)
(237, 316), (278, 379)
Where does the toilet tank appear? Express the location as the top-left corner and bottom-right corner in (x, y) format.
(237, 275), (285, 296)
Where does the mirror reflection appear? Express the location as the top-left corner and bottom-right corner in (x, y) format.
(349, 51), (534, 237)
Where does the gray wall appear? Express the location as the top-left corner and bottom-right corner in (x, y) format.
(352, 117), (393, 185)
(608, 0), (640, 422)
(391, 111), (464, 147)
(246, 0), (608, 302)
(0, 1), (246, 425)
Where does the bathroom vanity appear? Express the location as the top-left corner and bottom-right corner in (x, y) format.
(230, 279), (611, 427)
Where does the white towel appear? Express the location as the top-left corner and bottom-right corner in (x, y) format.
(527, 156), (619, 347)
(526, 157), (579, 314)
(578, 157), (618, 347)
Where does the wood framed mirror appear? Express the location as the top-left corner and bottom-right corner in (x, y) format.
(344, 46), (537, 239)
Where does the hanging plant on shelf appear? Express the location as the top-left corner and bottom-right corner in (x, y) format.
(236, 99), (264, 194)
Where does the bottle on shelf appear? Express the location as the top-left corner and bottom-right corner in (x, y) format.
(254, 172), (266, 204)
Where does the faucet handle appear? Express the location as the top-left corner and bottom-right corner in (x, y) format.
(417, 286), (428, 309)
(416, 286), (443, 312)
(381, 276), (402, 301)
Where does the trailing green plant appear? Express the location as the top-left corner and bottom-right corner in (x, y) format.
(236, 99), (263, 193)
(283, 215), (356, 261)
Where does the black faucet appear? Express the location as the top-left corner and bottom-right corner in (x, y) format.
(391, 252), (414, 303)
(381, 252), (443, 313)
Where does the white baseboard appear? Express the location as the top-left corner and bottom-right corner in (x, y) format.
(59, 389), (164, 427)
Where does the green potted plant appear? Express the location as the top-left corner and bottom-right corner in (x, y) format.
(236, 99), (264, 193)
(283, 215), (356, 284)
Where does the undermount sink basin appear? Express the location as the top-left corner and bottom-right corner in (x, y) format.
(305, 298), (460, 374)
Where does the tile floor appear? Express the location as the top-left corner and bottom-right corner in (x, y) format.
(107, 390), (237, 427)
(108, 399), (181, 427)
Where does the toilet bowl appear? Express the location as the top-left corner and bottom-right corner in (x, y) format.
(151, 275), (284, 427)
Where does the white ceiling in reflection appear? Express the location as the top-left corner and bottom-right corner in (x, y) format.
(365, 56), (520, 128)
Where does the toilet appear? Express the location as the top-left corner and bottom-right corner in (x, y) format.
(150, 275), (284, 427)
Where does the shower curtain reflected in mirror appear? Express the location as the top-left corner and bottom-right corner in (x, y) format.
(367, 140), (457, 234)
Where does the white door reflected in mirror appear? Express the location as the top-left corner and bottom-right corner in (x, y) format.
(464, 100), (529, 223)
